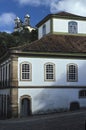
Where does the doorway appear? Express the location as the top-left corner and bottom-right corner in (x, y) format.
(20, 96), (31, 117)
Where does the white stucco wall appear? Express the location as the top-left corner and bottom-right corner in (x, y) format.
(18, 88), (86, 114)
(18, 57), (86, 87)
(18, 57), (86, 115)
(38, 18), (86, 39)
(53, 18), (86, 34)
(38, 20), (50, 39)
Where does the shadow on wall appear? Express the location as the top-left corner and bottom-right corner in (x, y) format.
(34, 88), (69, 114)
(33, 63), (86, 115)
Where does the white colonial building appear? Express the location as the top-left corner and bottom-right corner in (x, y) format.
(0, 12), (86, 118)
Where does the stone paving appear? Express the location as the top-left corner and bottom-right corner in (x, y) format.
(0, 110), (86, 130)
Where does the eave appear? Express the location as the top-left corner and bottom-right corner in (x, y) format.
(9, 50), (86, 59)
(36, 12), (86, 27)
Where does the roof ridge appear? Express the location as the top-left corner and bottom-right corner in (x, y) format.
(55, 11), (85, 17)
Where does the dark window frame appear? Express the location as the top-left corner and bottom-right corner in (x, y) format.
(20, 62), (32, 81)
(79, 90), (86, 98)
(44, 62), (55, 81)
(67, 63), (78, 82)
(42, 24), (46, 36)
(68, 21), (78, 34)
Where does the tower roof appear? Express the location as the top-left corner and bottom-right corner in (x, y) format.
(25, 14), (30, 18)
(14, 17), (20, 21)
(16, 17), (20, 20)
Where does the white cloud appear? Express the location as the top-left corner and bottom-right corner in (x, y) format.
(15, 0), (57, 6)
(50, 0), (86, 16)
(0, 12), (16, 32)
(0, 13), (16, 26)
(2, 30), (12, 34)
(16, 0), (86, 16)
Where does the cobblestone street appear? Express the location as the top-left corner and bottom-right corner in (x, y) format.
(0, 110), (86, 130)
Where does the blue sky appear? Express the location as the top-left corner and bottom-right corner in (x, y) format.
(0, 0), (86, 33)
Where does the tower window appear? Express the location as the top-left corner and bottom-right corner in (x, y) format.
(42, 24), (46, 36)
(68, 21), (78, 34)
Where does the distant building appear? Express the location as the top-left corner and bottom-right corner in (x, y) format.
(0, 12), (86, 119)
(14, 14), (35, 32)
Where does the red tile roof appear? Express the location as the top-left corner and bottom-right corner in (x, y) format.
(55, 11), (86, 18)
(14, 34), (86, 53)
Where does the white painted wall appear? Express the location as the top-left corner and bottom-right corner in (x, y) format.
(38, 20), (50, 39)
(53, 18), (68, 33)
(38, 18), (86, 39)
(18, 57), (86, 87)
(18, 88), (86, 114)
(18, 57), (86, 115)
(53, 18), (86, 34)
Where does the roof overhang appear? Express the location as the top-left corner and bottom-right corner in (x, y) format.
(36, 12), (86, 27)
(9, 50), (86, 59)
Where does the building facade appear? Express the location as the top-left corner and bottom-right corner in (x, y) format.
(37, 12), (86, 39)
(0, 12), (86, 118)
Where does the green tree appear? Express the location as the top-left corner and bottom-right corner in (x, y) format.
(0, 29), (38, 57)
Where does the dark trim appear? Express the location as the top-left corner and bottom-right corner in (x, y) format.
(0, 86), (86, 89)
(50, 18), (53, 33)
(18, 86), (86, 89)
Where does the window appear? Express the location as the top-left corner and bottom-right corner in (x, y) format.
(0, 66), (1, 85)
(0, 67), (1, 80)
(0, 65), (4, 87)
(8, 63), (11, 86)
(67, 64), (78, 82)
(21, 62), (32, 81)
(44, 63), (55, 81)
(79, 90), (86, 98)
(68, 21), (78, 34)
(3, 65), (5, 86)
(5, 65), (7, 86)
(42, 24), (46, 36)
